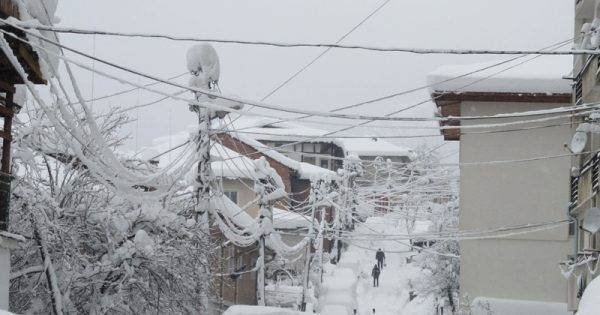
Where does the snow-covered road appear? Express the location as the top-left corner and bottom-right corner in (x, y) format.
(319, 216), (436, 315)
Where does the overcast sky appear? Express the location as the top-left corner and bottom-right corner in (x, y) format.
(53, 0), (573, 159)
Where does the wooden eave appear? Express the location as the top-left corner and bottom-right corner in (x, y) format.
(0, 0), (46, 86)
(432, 91), (573, 141)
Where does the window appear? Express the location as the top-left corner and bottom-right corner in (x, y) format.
(303, 156), (316, 165)
(224, 191), (238, 204)
(314, 143), (322, 152)
(303, 143), (315, 153)
(320, 159), (330, 169)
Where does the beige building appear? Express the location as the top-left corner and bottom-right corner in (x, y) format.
(428, 56), (574, 311)
(563, 0), (600, 311)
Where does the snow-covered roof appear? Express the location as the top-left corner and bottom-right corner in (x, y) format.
(427, 56), (572, 95)
(228, 132), (338, 180)
(137, 127), (258, 180)
(221, 116), (413, 159)
(273, 208), (312, 230)
(334, 137), (412, 158)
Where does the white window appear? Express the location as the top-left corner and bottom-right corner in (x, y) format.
(224, 191), (238, 204)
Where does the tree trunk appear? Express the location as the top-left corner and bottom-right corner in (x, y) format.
(29, 206), (63, 315)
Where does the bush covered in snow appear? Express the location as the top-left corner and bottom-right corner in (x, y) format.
(8, 108), (216, 313)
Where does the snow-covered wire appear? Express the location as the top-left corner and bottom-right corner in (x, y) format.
(18, 23), (597, 55)
(0, 22), (587, 125)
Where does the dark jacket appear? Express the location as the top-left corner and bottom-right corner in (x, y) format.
(371, 265), (380, 278)
(376, 250), (385, 261)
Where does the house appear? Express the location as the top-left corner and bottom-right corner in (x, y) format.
(219, 117), (414, 217)
(0, 0), (50, 310)
(428, 56), (573, 310)
(563, 0), (600, 311)
(220, 117), (413, 173)
(142, 128), (331, 311)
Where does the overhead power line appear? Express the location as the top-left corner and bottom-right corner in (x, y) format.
(259, 0), (392, 102)
(18, 23), (600, 56)
(1, 23), (587, 126)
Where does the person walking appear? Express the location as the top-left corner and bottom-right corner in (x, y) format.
(376, 248), (385, 270)
(371, 264), (380, 287)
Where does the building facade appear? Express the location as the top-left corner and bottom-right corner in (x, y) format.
(429, 56), (574, 310)
(564, 0), (600, 311)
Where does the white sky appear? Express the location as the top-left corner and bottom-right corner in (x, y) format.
(53, 0), (573, 159)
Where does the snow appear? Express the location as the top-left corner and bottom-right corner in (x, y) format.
(319, 268), (358, 312)
(133, 230), (154, 255)
(320, 304), (352, 314)
(265, 284), (307, 309)
(577, 276), (600, 315)
(13, 85), (27, 108)
(186, 44), (220, 82)
(318, 215), (431, 315)
(211, 194), (256, 229)
(229, 132), (337, 180)
(334, 137), (412, 158)
(0, 231), (25, 243)
(223, 305), (308, 315)
(222, 116), (413, 160)
(140, 126), (336, 181)
(471, 297), (568, 315)
(138, 127), (258, 180)
(23, 0), (59, 25)
(273, 207), (312, 230)
(427, 56), (572, 95)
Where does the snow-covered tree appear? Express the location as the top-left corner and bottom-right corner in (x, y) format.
(8, 108), (216, 314)
(410, 145), (460, 312)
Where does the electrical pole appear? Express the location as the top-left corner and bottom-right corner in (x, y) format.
(187, 44), (221, 312)
(345, 155), (362, 231)
(300, 180), (319, 311)
(253, 157), (285, 306)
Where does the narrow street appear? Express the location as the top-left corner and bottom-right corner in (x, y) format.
(320, 216), (436, 315)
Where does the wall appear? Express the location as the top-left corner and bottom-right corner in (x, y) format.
(221, 178), (260, 217)
(0, 246), (8, 310)
(217, 134), (293, 197)
(459, 101), (573, 303)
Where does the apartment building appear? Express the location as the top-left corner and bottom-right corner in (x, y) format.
(428, 56), (573, 312)
(564, 0), (600, 311)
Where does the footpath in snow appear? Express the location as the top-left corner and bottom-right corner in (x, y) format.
(319, 215), (436, 315)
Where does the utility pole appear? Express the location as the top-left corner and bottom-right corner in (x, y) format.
(253, 157), (285, 306)
(186, 44), (221, 312)
(318, 201), (326, 284)
(187, 44), (244, 311)
(300, 180), (319, 311)
(344, 155), (362, 231)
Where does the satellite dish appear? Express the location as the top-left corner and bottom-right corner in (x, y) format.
(583, 207), (600, 234)
(570, 131), (588, 154)
(186, 44), (220, 83)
